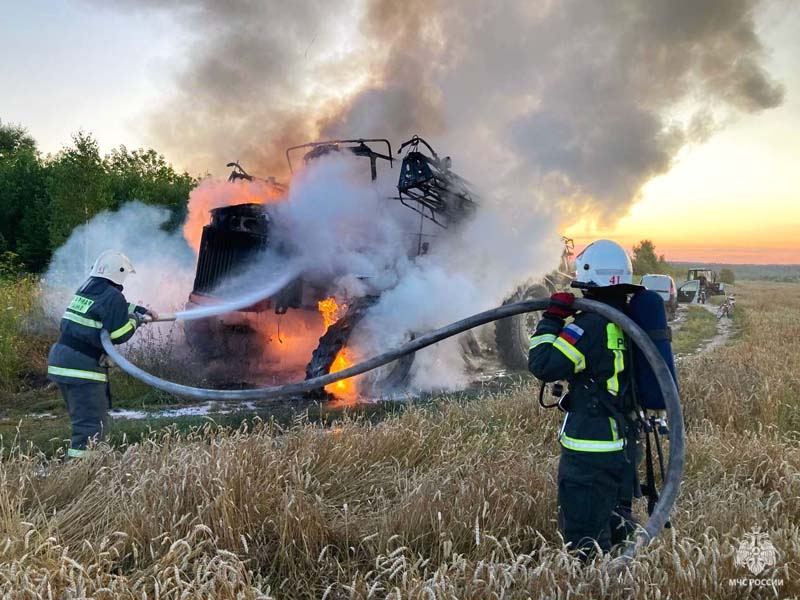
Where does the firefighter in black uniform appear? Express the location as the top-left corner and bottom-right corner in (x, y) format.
(47, 250), (157, 458)
(528, 239), (641, 559)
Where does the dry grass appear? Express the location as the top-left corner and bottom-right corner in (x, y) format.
(1, 282), (799, 598)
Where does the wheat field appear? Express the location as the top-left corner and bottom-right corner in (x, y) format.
(1, 282), (798, 598)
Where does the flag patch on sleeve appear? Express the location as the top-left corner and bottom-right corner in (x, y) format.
(559, 323), (584, 345)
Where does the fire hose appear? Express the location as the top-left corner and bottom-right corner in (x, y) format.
(101, 297), (684, 566)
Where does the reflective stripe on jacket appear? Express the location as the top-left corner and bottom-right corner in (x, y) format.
(528, 307), (631, 453)
(47, 277), (144, 384)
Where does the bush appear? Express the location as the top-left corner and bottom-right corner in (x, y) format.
(0, 277), (56, 392)
(0, 251), (22, 279)
(719, 267), (735, 285)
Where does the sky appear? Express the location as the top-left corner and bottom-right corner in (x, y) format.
(563, 1), (800, 264)
(1, 0), (798, 265)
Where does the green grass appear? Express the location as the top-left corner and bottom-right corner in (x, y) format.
(0, 390), (422, 458)
(672, 305), (719, 355)
(0, 276), (55, 392)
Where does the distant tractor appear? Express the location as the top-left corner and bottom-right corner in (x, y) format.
(686, 268), (726, 303)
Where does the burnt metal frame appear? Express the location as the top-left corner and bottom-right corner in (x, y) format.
(226, 161), (254, 182)
(226, 161), (289, 194)
(285, 138), (394, 180)
(394, 135), (476, 229)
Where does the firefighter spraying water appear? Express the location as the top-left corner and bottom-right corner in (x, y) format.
(46, 250), (159, 458)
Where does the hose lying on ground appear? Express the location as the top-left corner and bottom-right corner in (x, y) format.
(101, 297), (684, 566)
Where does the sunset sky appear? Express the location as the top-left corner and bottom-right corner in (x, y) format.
(564, 1), (800, 264)
(1, 1), (798, 265)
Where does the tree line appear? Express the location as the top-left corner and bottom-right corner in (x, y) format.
(631, 239), (734, 284)
(0, 120), (196, 276)
(3, 119), (738, 287)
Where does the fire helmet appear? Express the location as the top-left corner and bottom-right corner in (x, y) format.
(572, 239), (640, 290)
(89, 250), (136, 285)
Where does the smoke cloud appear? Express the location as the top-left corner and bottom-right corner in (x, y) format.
(101, 0), (783, 222)
(42, 202), (196, 318)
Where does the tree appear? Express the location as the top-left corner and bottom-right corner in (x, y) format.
(631, 239), (668, 276)
(47, 132), (113, 249)
(0, 121), (51, 271)
(0, 120), (36, 159)
(719, 268), (736, 285)
(105, 146), (196, 230)
(0, 122), (198, 274)
(7, 153), (51, 271)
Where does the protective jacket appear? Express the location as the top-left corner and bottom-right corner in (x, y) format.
(47, 277), (146, 384)
(528, 308), (632, 452)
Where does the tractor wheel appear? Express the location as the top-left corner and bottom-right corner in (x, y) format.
(305, 297), (414, 397)
(494, 283), (549, 371)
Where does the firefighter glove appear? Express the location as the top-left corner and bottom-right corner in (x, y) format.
(131, 312), (147, 328)
(544, 292), (576, 320)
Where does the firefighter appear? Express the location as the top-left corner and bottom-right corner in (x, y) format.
(528, 239), (640, 559)
(47, 250), (157, 458)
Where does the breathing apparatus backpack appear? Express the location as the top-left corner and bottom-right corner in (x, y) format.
(626, 288), (679, 525)
(536, 289), (678, 411)
(626, 289), (678, 411)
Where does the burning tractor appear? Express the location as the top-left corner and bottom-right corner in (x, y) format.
(184, 136), (573, 397)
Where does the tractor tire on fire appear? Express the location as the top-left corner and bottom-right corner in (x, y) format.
(494, 283), (549, 371)
(305, 297), (414, 397)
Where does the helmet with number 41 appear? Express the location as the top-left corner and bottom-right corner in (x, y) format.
(572, 239), (642, 291)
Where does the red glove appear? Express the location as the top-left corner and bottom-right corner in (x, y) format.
(544, 292), (575, 319)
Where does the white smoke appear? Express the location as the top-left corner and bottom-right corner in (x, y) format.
(351, 176), (561, 391)
(273, 155), (417, 291)
(42, 202), (196, 330)
(42, 200), (302, 335)
(42, 152), (559, 393)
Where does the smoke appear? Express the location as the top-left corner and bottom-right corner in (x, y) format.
(92, 0), (368, 179)
(325, 0), (785, 224)
(350, 186), (560, 391)
(101, 0), (783, 221)
(40, 198), (300, 335)
(41, 150), (558, 391)
(42, 202), (195, 317)
(272, 154), (418, 293)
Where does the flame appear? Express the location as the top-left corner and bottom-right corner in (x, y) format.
(317, 297), (358, 401)
(325, 347), (357, 400)
(183, 178), (286, 253)
(318, 297), (342, 330)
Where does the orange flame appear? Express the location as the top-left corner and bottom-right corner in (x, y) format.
(326, 347), (357, 400)
(318, 297), (358, 401)
(318, 297), (342, 329)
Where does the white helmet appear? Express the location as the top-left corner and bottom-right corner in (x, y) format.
(573, 239), (638, 290)
(90, 250), (135, 285)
